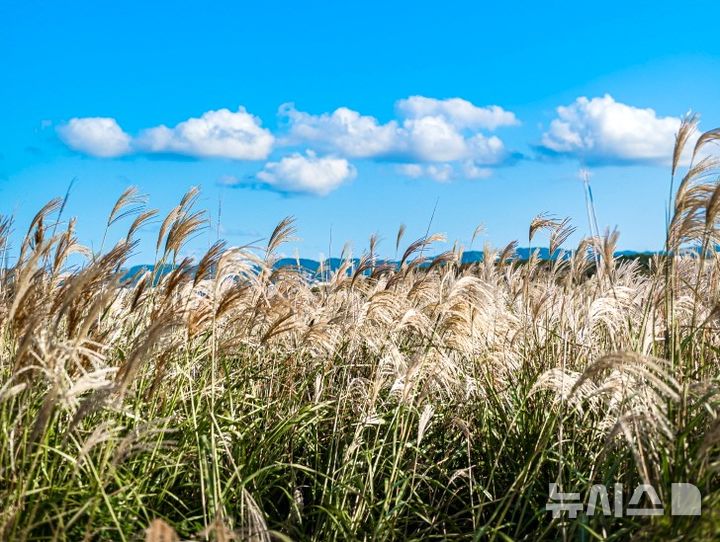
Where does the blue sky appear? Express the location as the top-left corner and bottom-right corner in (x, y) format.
(2, 0), (720, 262)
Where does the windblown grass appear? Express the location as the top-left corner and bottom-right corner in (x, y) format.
(2, 120), (720, 540)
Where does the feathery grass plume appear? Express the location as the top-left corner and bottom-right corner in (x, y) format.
(97, 186), (147, 258)
(155, 188), (202, 262)
(51, 217), (84, 277)
(159, 256), (194, 305)
(569, 352), (680, 403)
(532, 368), (600, 415)
(399, 233), (446, 269)
(368, 232), (379, 261)
(528, 212), (562, 245)
(7, 237), (58, 329)
(115, 319), (178, 397)
(178, 185), (201, 210)
(497, 240), (518, 264)
(351, 253), (375, 288)
(395, 223), (406, 256)
(692, 125), (720, 164)
(129, 270), (152, 312)
(49, 177), (75, 240)
(470, 223), (485, 248)
(265, 216), (296, 261)
(673, 156), (720, 214)
(673, 112), (699, 178)
(194, 240), (226, 287)
(156, 205), (181, 254)
(549, 217), (576, 255)
(17, 197), (62, 263)
(259, 310), (296, 345)
(164, 210), (208, 261)
(107, 186), (146, 228)
(48, 240), (135, 335)
(126, 208), (159, 242)
(593, 227), (620, 283)
(669, 162), (720, 259)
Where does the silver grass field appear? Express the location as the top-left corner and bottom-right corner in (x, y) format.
(2, 118), (720, 540)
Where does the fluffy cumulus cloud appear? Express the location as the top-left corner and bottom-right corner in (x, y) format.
(58, 107), (273, 160)
(281, 103), (490, 163)
(256, 151), (356, 195)
(540, 94), (683, 165)
(137, 108), (273, 160)
(58, 117), (132, 158)
(279, 104), (399, 158)
(279, 96), (516, 178)
(280, 97), (516, 162)
(396, 96), (519, 130)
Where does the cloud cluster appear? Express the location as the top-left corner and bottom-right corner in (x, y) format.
(59, 97), (518, 194)
(280, 97), (514, 168)
(540, 94), (683, 165)
(56, 94), (694, 196)
(58, 108), (273, 160)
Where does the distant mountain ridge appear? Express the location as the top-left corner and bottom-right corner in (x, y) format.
(121, 249), (659, 281)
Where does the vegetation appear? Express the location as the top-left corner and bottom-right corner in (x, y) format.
(2, 118), (720, 541)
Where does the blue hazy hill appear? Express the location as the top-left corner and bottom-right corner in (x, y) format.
(121, 248), (659, 283)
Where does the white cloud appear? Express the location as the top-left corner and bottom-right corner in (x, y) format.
(397, 163), (453, 182)
(462, 161), (493, 179)
(540, 94), (683, 165)
(59, 107), (273, 160)
(280, 96), (513, 167)
(137, 107), (273, 160)
(57, 117), (132, 158)
(256, 151), (356, 195)
(280, 103), (399, 158)
(396, 96), (519, 130)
